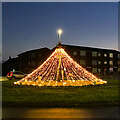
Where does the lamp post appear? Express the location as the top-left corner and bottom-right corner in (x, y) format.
(57, 29), (62, 44)
(57, 29), (63, 80)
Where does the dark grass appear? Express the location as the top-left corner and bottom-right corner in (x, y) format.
(2, 78), (119, 107)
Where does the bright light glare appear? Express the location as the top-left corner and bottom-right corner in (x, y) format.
(58, 29), (62, 35)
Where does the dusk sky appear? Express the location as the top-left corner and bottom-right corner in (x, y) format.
(3, 2), (118, 61)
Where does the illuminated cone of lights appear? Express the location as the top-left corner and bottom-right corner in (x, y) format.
(14, 45), (107, 86)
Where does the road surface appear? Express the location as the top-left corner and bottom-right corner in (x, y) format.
(2, 106), (119, 119)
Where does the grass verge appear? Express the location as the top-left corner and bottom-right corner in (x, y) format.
(2, 78), (119, 107)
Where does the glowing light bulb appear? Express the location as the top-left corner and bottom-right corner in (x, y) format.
(14, 82), (17, 85)
(58, 29), (62, 35)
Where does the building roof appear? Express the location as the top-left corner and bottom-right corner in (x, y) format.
(59, 44), (120, 53)
(18, 47), (50, 56)
(18, 44), (120, 57)
(3, 57), (18, 64)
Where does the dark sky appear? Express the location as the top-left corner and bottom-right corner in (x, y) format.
(3, 2), (118, 61)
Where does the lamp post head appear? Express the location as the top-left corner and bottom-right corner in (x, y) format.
(58, 29), (62, 36)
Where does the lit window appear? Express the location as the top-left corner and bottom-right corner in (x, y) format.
(104, 61), (107, 64)
(98, 53), (101, 57)
(92, 60), (97, 65)
(109, 53), (113, 58)
(80, 50), (86, 56)
(80, 59), (86, 65)
(109, 68), (113, 72)
(98, 68), (101, 73)
(118, 68), (120, 71)
(73, 51), (77, 55)
(118, 54), (120, 58)
(98, 61), (101, 64)
(109, 61), (113, 65)
(92, 68), (97, 73)
(104, 53), (107, 57)
(92, 52), (97, 57)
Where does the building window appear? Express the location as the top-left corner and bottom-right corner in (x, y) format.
(73, 51), (77, 55)
(109, 61), (113, 65)
(80, 50), (86, 56)
(109, 68), (113, 72)
(104, 68), (107, 72)
(98, 68), (101, 73)
(109, 53), (113, 58)
(98, 61), (101, 64)
(92, 52), (97, 57)
(92, 68), (97, 73)
(31, 53), (35, 58)
(80, 59), (86, 65)
(104, 61), (107, 64)
(104, 53), (107, 57)
(92, 60), (97, 65)
(118, 61), (120, 65)
(118, 68), (120, 72)
(98, 53), (101, 57)
(118, 54), (120, 58)
(31, 61), (35, 66)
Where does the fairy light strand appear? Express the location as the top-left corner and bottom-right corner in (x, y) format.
(14, 48), (107, 86)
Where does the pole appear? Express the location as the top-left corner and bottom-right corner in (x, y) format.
(59, 34), (61, 43)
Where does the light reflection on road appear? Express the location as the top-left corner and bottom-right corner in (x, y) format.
(0, 76), (8, 81)
(2, 106), (119, 118)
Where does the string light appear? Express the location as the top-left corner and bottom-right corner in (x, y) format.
(14, 48), (107, 86)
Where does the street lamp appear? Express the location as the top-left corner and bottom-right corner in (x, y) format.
(57, 29), (62, 44)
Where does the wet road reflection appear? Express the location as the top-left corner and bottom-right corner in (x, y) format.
(2, 106), (119, 118)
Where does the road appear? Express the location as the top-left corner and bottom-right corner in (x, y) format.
(2, 106), (119, 119)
